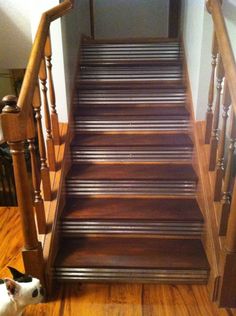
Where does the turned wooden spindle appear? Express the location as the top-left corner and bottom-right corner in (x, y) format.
(45, 35), (60, 145)
(33, 85), (52, 201)
(209, 53), (224, 171)
(2, 96), (45, 283)
(205, 33), (218, 144)
(27, 111), (46, 234)
(214, 81), (231, 201)
(39, 58), (56, 171)
(219, 112), (236, 235)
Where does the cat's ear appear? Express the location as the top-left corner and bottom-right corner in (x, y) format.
(7, 266), (25, 280)
(4, 278), (21, 299)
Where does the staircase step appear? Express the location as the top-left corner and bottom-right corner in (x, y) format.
(76, 88), (187, 105)
(67, 163), (198, 180)
(81, 42), (181, 66)
(72, 133), (194, 147)
(71, 133), (193, 162)
(73, 116), (191, 133)
(66, 164), (197, 197)
(71, 146), (193, 163)
(60, 198), (204, 236)
(78, 65), (183, 88)
(54, 237), (209, 284)
(76, 106), (189, 117)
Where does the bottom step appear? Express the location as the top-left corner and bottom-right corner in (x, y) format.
(54, 237), (209, 284)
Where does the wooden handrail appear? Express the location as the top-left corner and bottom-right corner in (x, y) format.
(1, 0), (73, 142)
(206, 0), (236, 307)
(0, 0), (73, 285)
(210, 0), (236, 114)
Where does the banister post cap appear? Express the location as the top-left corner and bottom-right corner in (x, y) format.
(2, 95), (20, 113)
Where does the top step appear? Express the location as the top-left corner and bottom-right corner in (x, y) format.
(81, 41), (182, 66)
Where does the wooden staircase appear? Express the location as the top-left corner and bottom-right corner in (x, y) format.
(53, 40), (209, 284)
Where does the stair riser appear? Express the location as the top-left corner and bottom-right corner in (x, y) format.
(65, 180), (197, 198)
(60, 221), (203, 237)
(53, 268), (208, 284)
(71, 147), (193, 163)
(73, 119), (191, 133)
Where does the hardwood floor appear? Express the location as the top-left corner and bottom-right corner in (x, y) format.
(0, 206), (233, 315)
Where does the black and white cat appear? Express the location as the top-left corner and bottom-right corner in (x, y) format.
(0, 267), (44, 316)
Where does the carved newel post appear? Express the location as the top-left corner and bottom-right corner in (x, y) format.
(2, 95), (45, 284)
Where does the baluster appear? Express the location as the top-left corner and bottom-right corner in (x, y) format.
(2, 95), (44, 282)
(27, 111), (46, 234)
(33, 85), (51, 201)
(214, 81), (231, 201)
(39, 58), (56, 171)
(219, 112), (236, 235)
(45, 34), (60, 145)
(209, 53), (224, 171)
(205, 33), (218, 144)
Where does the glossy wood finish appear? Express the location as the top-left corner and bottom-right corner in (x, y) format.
(0, 207), (230, 316)
(53, 39), (209, 286)
(0, 1), (73, 285)
(45, 34), (60, 146)
(168, 0), (181, 38)
(219, 112), (236, 235)
(204, 0), (236, 306)
(89, 0), (95, 39)
(39, 58), (56, 171)
(205, 33), (218, 144)
(33, 85), (52, 201)
(209, 54), (224, 171)
(214, 81), (231, 201)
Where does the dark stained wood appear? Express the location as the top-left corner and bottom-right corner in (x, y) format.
(205, 33), (218, 144)
(209, 53), (224, 171)
(219, 112), (236, 235)
(55, 237), (209, 270)
(45, 34), (60, 145)
(76, 104), (190, 117)
(89, 0), (95, 39)
(33, 85), (52, 201)
(62, 198), (203, 222)
(0, 207), (229, 316)
(168, 0), (181, 38)
(67, 163), (198, 180)
(39, 58), (56, 172)
(214, 81), (231, 201)
(72, 133), (193, 147)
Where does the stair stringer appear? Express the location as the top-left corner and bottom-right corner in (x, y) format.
(180, 37), (219, 301)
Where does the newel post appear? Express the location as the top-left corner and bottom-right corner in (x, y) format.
(2, 96), (45, 284)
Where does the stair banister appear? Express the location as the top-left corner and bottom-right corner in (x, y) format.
(205, 0), (236, 307)
(0, 0), (73, 283)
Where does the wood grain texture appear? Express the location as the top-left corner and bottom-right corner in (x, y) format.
(0, 207), (233, 315)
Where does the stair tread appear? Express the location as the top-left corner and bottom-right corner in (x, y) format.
(62, 198), (203, 222)
(67, 164), (198, 180)
(55, 237), (209, 270)
(72, 134), (193, 147)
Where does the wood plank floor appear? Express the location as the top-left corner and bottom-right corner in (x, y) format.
(0, 206), (234, 315)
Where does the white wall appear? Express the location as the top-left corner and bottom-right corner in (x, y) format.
(61, 0), (91, 110)
(0, 0), (32, 69)
(94, 0), (169, 39)
(29, 0), (69, 122)
(181, 0), (206, 119)
(181, 0), (236, 120)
